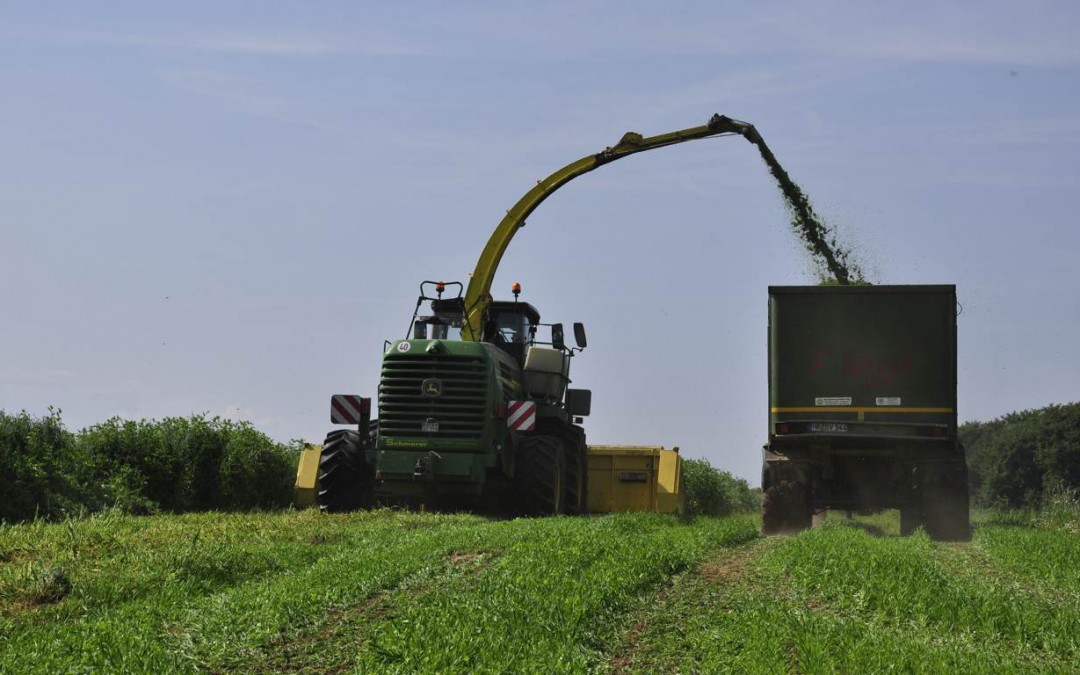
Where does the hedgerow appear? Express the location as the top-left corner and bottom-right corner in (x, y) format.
(961, 401), (1080, 508)
(0, 409), (298, 523)
(682, 457), (758, 517)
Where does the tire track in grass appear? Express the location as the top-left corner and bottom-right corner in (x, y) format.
(768, 526), (1079, 669)
(973, 524), (1080, 590)
(930, 526), (1080, 661)
(932, 540), (1065, 607)
(346, 514), (759, 674)
(0, 511), (492, 674)
(766, 526), (1079, 671)
(171, 520), (505, 673)
(235, 550), (500, 674)
(615, 524), (1080, 673)
(609, 536), (778, 673)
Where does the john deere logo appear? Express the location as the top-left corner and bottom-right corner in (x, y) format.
(422, 379), (443, 397)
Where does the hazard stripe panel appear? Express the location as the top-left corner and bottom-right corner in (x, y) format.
(507, 400), (537, 431)
(331, 395), (371, 424)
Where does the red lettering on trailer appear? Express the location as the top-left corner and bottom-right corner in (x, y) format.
(810, 350), (915, 389)
(843, 351), (913, 388)
(507, 400), (537, 431)
(808, 349), (833, 376)
(331, 395), (370, 424)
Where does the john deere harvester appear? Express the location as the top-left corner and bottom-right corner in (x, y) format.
(310, 114), (762, 515)
(318, 281), (591, 514)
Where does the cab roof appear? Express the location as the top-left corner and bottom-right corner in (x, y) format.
(489, 300), (541, 324)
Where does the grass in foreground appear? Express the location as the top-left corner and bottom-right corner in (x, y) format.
(0, 509), (757, 674)
(7, 507), (1078, 673)
(616, 516), (1080, 674)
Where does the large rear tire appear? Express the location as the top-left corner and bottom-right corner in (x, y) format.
(900, 506), (923, 536)
(516, 434), (565, 516)
(761, 479), (812, 535)
(317, 429), (374, 513)
(921, 462), (971, 541)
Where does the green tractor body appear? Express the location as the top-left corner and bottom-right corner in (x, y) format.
(318, 286), (590, 515)
(376, 337), (531, 500)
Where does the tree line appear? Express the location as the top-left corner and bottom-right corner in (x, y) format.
(961, 401), (1080, 507)
(0, 409), (297, 523)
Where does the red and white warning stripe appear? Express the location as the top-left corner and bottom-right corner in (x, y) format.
(507, 400), (537, 431)
(331, 395), (370, 424)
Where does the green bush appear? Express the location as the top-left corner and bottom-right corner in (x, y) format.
(1035, 484), (1080, 533)
(0, 410), (299, 523)
(962, 402), (1080, 508)
(219, 424), (298, 509)
(0, 409), (86, 521)
(682, 457), (758, 517)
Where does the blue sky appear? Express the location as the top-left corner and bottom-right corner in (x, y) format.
(2, 2), (1078, 483)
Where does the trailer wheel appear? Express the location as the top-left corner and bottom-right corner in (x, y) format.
(921, 463), (971, 541)
(900, 507), (923, 536)
(761, 480), (811, 534)
(517, 434), (565, 516)
(317, 429), (374, 513)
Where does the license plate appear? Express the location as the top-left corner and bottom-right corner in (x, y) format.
(811, 422), (848, 433)
(421, 420), (440, 433)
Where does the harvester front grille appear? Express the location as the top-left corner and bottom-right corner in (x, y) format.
(379, 354), (488, 440)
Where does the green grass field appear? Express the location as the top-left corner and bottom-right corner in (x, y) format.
(2, 509), (1078, 674)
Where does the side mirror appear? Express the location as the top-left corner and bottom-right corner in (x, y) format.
(565, 389), (591, 416)
(552, 323), (565, 350)
(573, 322), (587, 349)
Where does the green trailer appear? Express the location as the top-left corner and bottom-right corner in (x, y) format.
(762, 285), (970, 540)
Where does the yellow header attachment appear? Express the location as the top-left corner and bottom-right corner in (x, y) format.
(585, 444), (684, 514)
(461, 114), (760, 341)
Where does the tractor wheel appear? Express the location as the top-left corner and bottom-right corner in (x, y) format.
(761, 480), (811, 535)
(516, 434), (565, 516)
(561, 425), (588, 515)
(317, 429), (374, 513)
(900, 506), (923, 536)
(921, 463), (971, 541)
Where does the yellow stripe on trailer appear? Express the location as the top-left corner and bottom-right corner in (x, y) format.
(770, 407), (954, 414)
(586, 445), (685, 515)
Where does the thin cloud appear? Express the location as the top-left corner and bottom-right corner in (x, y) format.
(801, 28), (1080, 67)
(2, 25), (427, 57)
(0, 367), (78, 388)
(160, 70), (369, 136)
(189, 31), (426, 57)
(422, 3), (1080, 67)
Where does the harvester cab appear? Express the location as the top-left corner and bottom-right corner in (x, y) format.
(408, 281), (467, 341)
(482, 300), (540, 364)
(409, 280), (586, 370)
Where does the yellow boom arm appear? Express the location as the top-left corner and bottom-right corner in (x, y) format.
(461, 114), (761, 341)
